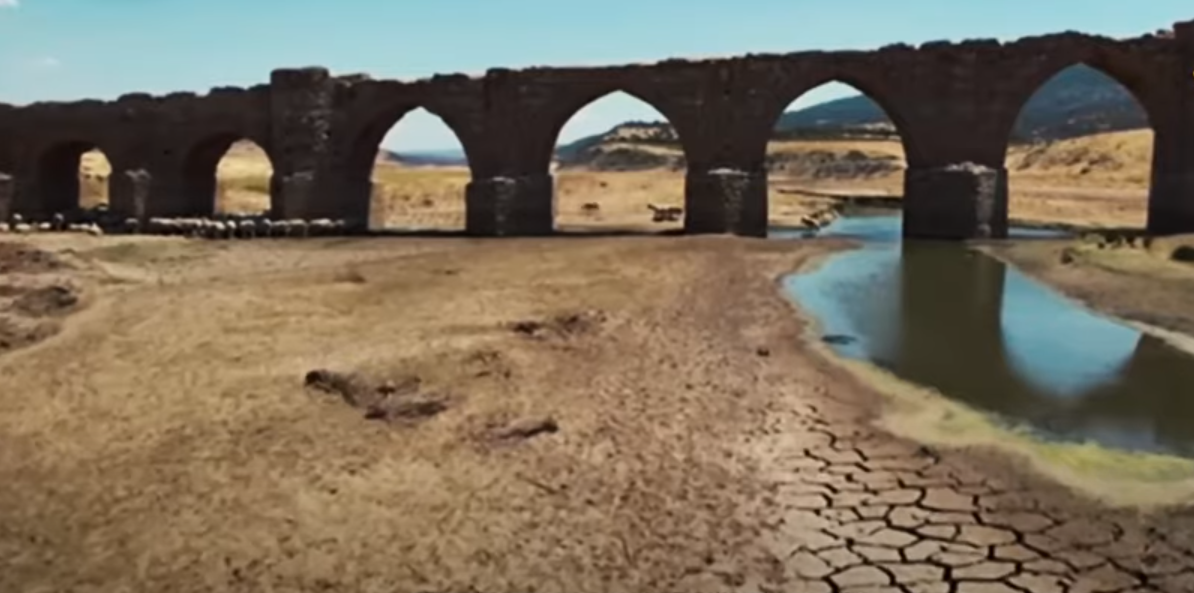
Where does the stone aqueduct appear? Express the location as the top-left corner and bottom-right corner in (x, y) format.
(0, 21), (1192, 240)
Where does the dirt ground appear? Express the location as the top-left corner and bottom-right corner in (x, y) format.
(2, 233), (1194, 593)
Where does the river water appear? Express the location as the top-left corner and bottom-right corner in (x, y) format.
(778, 214), (1194, 459)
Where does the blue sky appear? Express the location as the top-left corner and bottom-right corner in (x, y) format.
(0, 1), (1190, 152)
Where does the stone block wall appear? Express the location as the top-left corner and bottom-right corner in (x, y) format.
(903, 163), (1009, 240)
(0, 21), (1191, 239)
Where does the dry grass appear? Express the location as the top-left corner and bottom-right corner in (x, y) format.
(70, 130), (1155, 229)
(0, 232), (846, 592)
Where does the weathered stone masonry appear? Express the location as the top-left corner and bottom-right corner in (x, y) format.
(0, 21), (1191, 239)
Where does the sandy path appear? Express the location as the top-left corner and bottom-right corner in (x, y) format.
(0, 235), (1191, 592)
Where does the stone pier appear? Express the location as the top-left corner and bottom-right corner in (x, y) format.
(465, 175), (555, 236)
(684, 169), (768, 237)
(0, 173), (11, 223)
(903, 163), (1009, 240)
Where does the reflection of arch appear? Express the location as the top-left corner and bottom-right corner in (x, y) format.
(538, 87), (691, 175)
(342, 104), (473, 221)
(880, 242), (1022, 402)
(1051, 334), (1194, 456)
(871, 240), (1194, 456)
(764, 73), (922, 168)
(181, 133), (275, 216)
(29, 141), (114, 215)
(997, 46), (1159, 163)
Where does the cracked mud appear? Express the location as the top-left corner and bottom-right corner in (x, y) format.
(724, 396), (1194, 593)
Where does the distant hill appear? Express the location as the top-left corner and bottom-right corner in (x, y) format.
(555, 64), (1148, 162)
(377, 147), (468, 167)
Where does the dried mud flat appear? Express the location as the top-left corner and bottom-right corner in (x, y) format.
(0, 234), (1191, 593)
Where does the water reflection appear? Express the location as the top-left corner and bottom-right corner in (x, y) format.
(784, 215), (1194, 458)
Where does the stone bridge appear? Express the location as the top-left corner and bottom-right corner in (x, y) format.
(0, 20), (1192, 239)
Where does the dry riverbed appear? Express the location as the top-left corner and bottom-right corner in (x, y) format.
(1, 234), (1192, 593)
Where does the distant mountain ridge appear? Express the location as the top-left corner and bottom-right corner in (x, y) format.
(386, 65), (1146, 167)
(378, 148), (468, 166)
(558, 64), (1147, 162)
(775, 65), (1146, 142)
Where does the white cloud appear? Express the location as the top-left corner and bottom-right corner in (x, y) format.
(32, 56), (59, 68)
(0, 0), (19, 9)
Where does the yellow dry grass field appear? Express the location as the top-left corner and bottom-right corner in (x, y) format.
(0, 233), (875, 591)
(74, 129), (1155, 230)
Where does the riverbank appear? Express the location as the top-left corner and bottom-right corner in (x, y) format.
(784, 233), (1194, 509)
(984, 235), (1194, 337)
(1, 234), (1193, 592)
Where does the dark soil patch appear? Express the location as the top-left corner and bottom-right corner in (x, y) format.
(10, 285), (80, 317)
(509, 310), (607, 340)
(0, 243), (68, 275)
(0, 317), (60, 353)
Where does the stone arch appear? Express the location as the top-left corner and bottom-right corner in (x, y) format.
(25, 140), (117, 217)
(341, 102), (475, 226)
(759, 71), (924, 170)
(548, 88), (687, 232)
(535, 85), (696, 177)
(995, 43), (1163, 162)
(180, 133), (276, 217)
(758, 75), (919, 229)
(997, 45), (1161, 229)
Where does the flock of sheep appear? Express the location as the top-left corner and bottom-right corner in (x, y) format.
(0, 212), (361, 239)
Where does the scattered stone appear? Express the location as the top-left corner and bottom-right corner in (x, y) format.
(756, 346), (770, 357)
(509, 310), (606, 339)
(364, 393), (449, 422)
(1059, 247), (1078, 264)
(304, 369), (373, 406)
(490, 416), (559, 442)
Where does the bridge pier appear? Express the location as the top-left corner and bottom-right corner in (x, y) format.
(683, 169), (768, 237)
(1147, 171), (1194, 235)
(0, 173), (11, 223)
(465, 174), (554, 236)
(903, 163), (1008, 240)
(110, 169), (152, 223)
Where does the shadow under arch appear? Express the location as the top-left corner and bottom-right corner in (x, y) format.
(181, 133), (276, 217)
(27, 140), (117, 217)
(535, 86), (694, 177)
(342, 104), (476, 223)
(761, 73), (925, 170)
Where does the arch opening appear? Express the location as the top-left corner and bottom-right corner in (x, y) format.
(353, 107), (470, 233)
(33, 142), (110, 218)
(1002, 63), (1152, 230)
(551, 91), (685, 233)
(766, 81), (908, 232)
(181, 135), (274, 217)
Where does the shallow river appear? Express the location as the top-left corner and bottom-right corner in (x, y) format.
(777, 214), (1194, 459)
